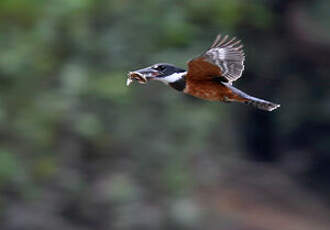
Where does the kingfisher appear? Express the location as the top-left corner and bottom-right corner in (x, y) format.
(127, 34), (280, 111)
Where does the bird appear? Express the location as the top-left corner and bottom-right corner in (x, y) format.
(126, 34), (280, 111)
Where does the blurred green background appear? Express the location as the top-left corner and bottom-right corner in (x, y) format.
(1, 0), (330, 229)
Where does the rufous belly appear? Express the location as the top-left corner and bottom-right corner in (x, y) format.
(184, 80), (244, 102)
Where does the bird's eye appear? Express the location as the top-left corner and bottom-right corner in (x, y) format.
(154, 65), (165, 71)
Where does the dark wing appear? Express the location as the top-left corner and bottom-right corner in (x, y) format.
(186, 34), (245, 83)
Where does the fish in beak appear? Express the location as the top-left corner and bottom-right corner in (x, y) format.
(126, 66), (161, 86)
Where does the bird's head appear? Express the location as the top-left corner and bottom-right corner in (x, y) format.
(127, 63), (186, 86)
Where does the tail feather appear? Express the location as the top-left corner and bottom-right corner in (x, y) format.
(243, 96), (280, 111)
(223, 83), (280, 111)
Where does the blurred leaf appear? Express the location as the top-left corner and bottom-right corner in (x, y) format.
(0, 151), (21, 184)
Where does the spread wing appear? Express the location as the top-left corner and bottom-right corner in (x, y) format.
(186, 34), (245, 83)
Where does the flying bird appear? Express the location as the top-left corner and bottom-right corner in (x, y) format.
(127, 34), (280, 111)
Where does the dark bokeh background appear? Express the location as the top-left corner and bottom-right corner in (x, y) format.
(1, 0), (330, 229)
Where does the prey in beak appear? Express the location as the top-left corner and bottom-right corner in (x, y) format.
(126, 66), (161, 86)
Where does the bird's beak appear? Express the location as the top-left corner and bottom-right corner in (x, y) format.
(126, 67), (161, 86)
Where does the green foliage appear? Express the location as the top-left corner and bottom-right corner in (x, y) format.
(0, 150), (21, 184)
